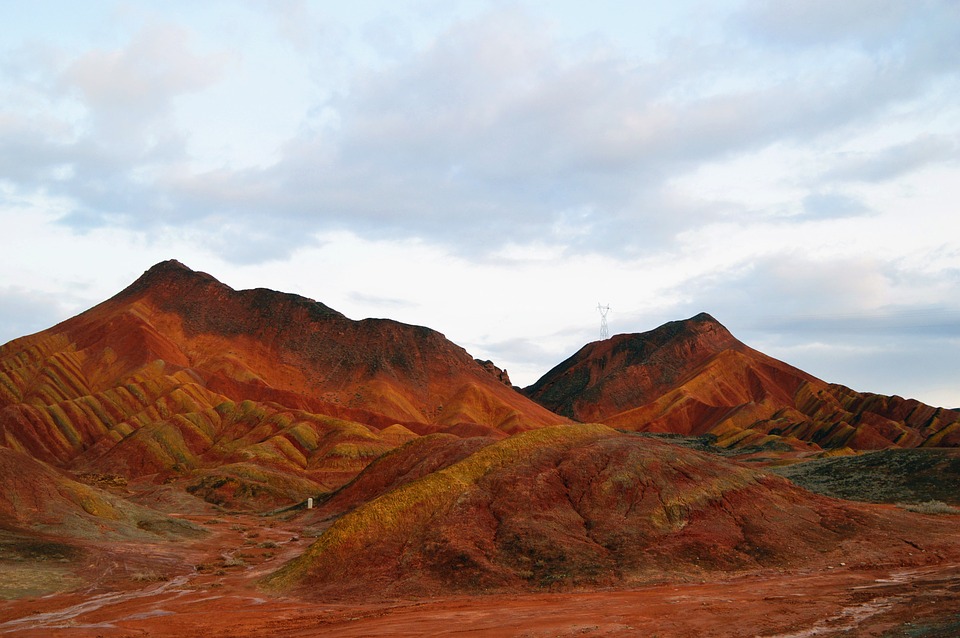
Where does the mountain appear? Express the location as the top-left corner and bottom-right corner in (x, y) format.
(524, 313), (960, 451)
(3, 263), (960, 635)
(0, 260), (565, 510)
(263, 424), (958, 600)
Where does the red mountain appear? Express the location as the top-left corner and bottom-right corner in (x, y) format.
(0, 260), (565, 509)
(524, 313), (960, 450)
(264, 424), (958, 600)
(3, 266), (960, 635)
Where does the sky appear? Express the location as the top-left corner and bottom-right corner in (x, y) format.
(2, 1), (959, 408)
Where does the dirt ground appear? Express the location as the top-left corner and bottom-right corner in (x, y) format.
(1, 511), (958, 638)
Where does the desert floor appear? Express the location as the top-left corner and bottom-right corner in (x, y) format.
(1, 510), (958, 638)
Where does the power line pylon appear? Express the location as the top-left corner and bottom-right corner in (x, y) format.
(597, 303), (610, 340)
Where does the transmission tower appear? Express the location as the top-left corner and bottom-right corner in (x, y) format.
(597, 303), (611, 340)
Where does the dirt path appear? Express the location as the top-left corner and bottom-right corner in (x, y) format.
(0, 513), (310, 636)
(0, 512), (958, 637)
(241, 565), (959, 638)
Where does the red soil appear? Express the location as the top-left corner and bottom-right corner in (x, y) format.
(265, 426), (960, 602)
(1, 507), (957, 637)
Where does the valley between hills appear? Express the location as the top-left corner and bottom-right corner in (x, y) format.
(1, 260), (959, 637)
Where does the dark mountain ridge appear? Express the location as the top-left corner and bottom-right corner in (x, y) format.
(524, 313), (960, 451)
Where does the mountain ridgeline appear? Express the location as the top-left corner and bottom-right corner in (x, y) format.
(523, 312), (960, 451)
(0, 260), (564, 512)
(2, 260), (960, 606)
(2, 260), (957, 500)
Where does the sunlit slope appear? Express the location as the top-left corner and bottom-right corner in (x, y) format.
(525, 313), (960, 450)
(302, 433), (498, 523)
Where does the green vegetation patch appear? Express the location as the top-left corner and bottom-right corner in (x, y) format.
(0, 531), (85, 598)
(898, 500), (960, 515)
(773, 448), (960, 504)
(0, 563), (83, 599)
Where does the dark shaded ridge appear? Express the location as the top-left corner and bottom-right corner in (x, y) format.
(115, 259), (223, 298)
(111, 260), (347, 339)
(522, 312), (738, 418)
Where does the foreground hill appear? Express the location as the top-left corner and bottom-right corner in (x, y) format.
(524, 313), (960, 450)
(0, 260), (564, 510)
(263, 424), (957, 600)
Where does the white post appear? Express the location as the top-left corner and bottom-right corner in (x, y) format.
(307, 497), (313, 509)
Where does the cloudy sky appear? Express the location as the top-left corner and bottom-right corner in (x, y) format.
(2, 1), (959, 407)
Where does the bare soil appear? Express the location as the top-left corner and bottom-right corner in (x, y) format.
(0, 509), (957, 638)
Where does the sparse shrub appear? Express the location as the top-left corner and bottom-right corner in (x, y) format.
(222, 555), (246, 567)
(257, 540), (279, 549)
(130, 570), (167, 582)
(900, 500), (960, 515)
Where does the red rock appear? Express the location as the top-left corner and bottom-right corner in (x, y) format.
(524, 313), (960, 450)
(264, 425), (959, 600)
(0, 261), (567, 511)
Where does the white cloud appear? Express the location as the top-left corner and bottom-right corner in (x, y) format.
(1, 1), (960, 406)
(824, 134), (959, 183)
(61, 24), (223, 125)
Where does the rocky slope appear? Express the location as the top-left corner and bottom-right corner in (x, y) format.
(0, 261), (565, 511)
(264, 424), (955, 599)
(0, 446), (202, 541)
(524, 313), (960, 450)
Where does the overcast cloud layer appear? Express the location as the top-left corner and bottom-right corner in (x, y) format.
(2, 1), (959, 407)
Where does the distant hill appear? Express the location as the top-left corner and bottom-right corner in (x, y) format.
(524, 313), (960, 450)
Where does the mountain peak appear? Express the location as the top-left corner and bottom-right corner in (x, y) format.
(523, 312), (746, 422)
(146, 258), (192, 274)
(122, 260), (221, 295)
(109, 259), (350, 335)
(689, 311), (720, 324)
(614, 312), (736, 354)
(666, 311), (730, 336)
